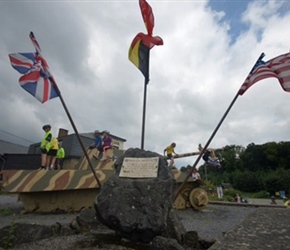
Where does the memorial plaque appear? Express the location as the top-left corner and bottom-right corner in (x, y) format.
(119, 157), (159, 178)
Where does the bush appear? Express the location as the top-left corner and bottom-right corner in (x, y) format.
(248, 191), (269, 198)
(232, 170), (262, 192)
(222, 195), (235, 202)
(223, 188), (239, 197)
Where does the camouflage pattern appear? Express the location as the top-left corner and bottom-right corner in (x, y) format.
(0, 148), (208, 212)
(0, 148), (121, 212)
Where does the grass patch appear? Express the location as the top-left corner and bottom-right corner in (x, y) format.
(0, 208), (13, 216)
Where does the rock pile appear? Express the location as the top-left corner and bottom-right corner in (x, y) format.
(95, 148), (175, 243)
(0, 208), (213, 249)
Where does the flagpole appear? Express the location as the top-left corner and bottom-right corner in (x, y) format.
(141, 79), (147, 149)
(173, 52), (265, 201)
(29, 32), (101, 187)
(49, 77), (102, 187)
(141, 51), (150, 150)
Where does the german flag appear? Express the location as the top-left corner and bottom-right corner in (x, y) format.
(128, 32), (163, 82)
(139, 0), (154, 36)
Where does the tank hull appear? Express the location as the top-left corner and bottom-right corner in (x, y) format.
(1, 149), (208, 212)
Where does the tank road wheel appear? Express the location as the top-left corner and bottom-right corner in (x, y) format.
(172, 187), (192, 209)
(189, 188), (209, 210)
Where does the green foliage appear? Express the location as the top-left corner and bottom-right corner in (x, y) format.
(223, 188), (239, 197)
(0, 208), (13, 216)
(264, 175), (281, 195)
(244, 191), (269, 199)
(180, 165), (192, 173)
(2, 220), (17, 249)
(221, 195), (236, 202)
(232, 170), (263, 192)
(263, 168), (290, 195)
(202, 180), (215, 190)
(180, 141), (290, 196)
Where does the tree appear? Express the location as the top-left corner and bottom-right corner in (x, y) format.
(232, 170), (263, 192)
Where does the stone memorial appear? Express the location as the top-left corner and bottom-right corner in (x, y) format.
(94, 148), (175, 243)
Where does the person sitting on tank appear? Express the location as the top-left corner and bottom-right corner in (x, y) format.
(191, 167), (202, 186)
(98, 130), (113, 161)
(90, 130), (102, 160)
(198, 143), (221, 168)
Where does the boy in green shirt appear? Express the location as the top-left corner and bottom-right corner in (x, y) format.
(56, 144), (65, 170)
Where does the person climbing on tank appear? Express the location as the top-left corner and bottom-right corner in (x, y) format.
(198, 143), (221, 168)
(90, 130), (102, 160)
(98, 130), (112, 161)
(164, 142), (177, 168)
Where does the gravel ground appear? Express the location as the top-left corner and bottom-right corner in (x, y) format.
(1, 195), (256, 241)
(0, 194), (286, 249)
(175, 205), (257, 242)
(0, 195), (76, 228)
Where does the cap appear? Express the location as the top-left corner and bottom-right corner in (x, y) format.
(102, 130), (110, 134)
(42, 124), (51, 130)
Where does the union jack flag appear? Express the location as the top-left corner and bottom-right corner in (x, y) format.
(9, 52), (58, 103)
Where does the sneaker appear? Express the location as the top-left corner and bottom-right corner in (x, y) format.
(100, 156), (107, 161)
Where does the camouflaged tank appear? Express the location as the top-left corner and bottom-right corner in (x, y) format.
(1, 149), (208, 212)
(171, 168), (208, 210)
(0, 148), (123, 212)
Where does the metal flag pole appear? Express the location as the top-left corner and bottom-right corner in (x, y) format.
(174, 52), (265, 201)
(51, 84), (102, 188)
(141, 79), (147, 149)
(30, 32), (101, 187)
(141, 52), (150, 150)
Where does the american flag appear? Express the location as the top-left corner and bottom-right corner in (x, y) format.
(239, 52), (290, 95)
(9, 52), (58, 103)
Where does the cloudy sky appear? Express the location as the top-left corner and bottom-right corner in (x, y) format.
(0, 0), (290, 168)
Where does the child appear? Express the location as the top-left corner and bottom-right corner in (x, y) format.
(90, 130), (102, 159)
(99, 131), (112, 161)
(40, 124), (52, 170)
(199, 143), (221, 168)
(46, 137), (59, 170)
(164, 142), (177, 167)
(192, 167), (202, 184)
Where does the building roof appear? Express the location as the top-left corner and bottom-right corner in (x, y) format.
(0, 140), (28, 154)
(80, 132), (126, 142)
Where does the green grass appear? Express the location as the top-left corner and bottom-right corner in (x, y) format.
(208, 189), (270, 202)
(0, 208), (13, 216)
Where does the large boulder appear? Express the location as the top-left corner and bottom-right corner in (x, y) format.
(94, 148), (175, 243)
